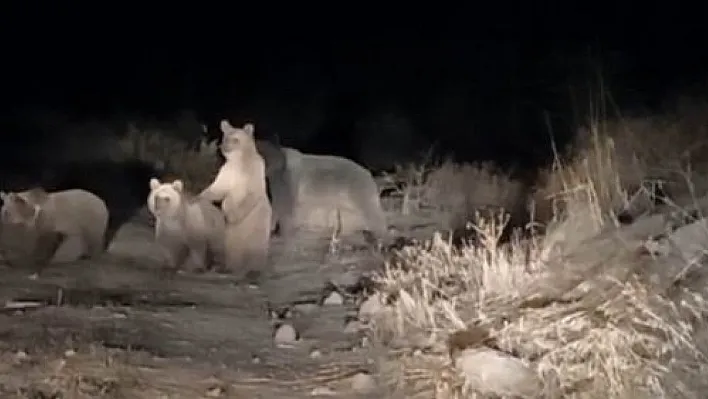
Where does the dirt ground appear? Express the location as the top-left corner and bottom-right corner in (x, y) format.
(0, 208), (435, 398)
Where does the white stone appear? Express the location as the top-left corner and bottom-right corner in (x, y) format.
(323, 291), (344, 306)
(343, 320), (362, 334)
(358, 293), (384, 322)
(293, 302), (319, 315)
(350, 372), (376, 394)
(455, 348), (541, 398)
(273, 324), (298, 345)
(310, 386), (336, 396)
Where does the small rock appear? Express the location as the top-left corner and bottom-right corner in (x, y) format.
(358, 293), (384, 322)
(64, 349), (76, 357)
(344, 320), (362, 334)
(311, 386), (336, 396)
(274, 324), (298, 345)
(15, 350), (28, 362)
(309, 349), (322, 359)
(206, 386), (224, 397)
(293, 302), (319, 315)
(454, 348), (541, 398)
(323, 291), (344, 306)
(350, 372), (376, 394)
(330, 270), (360, 288)
(251, 355), (261, 364)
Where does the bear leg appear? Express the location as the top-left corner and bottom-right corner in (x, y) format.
(82, 226), (106, 259)
(161, 241), (189, 272)
(222, 215), (271, 281)
(186, 240), (208, 274)
(206, 236), (226, 272)
(222, 225), (245, 275)
(361, 193), (388, 239)
(267, 174), (295, 237)
(32, 231), (66, 272)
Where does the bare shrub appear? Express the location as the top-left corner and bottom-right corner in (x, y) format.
(370, 102), (708, 398)
(107, 124), (219, 192)
(379, 159), (526, 233)
(371, 199), (708, 398)
(534, 100), (708, 227)
(423, 160), (526, 231)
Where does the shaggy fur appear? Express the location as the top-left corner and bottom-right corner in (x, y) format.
(257, 141), (387, 239)
(147, 178), (226, 273)
(199, 120), (272, 279)
(0, 187), (109, 269)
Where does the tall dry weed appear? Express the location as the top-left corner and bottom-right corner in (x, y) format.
(534, 100), (708, 227)
(372, 198), (708, 398)
(371, 100), (708, 398)
(380, 159), (526, 233)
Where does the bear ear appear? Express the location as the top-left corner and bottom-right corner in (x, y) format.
(24, 188), (48, 205)
(243, 123), (255, 137)
(172, 180), (184, 193)
(220, 119), (236, 135)
(149, 178), (161, 191)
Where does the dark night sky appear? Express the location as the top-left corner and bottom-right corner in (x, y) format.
(2, 4), (708, 168)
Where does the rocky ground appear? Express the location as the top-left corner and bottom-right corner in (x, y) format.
(0, 205), (435, 399)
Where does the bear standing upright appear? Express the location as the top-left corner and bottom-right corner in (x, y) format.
(199, 120), (272, 279)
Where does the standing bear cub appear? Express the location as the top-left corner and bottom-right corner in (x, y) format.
(199, 120), (272, 280)
(0, 188), (109, 269)
(147, 178), (226, 273)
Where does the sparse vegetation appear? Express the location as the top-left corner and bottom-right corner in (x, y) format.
(5, 99), (708, 398)
(368, 100), (708, 398)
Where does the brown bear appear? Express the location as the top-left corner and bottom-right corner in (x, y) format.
(199, 120), (272, 279)
(256, 140), (387, 241)
(147, 178), (226, 273)
(0, 187), (109, 270)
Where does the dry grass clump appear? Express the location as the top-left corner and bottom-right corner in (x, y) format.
(0, 346), (281, 398)
(107, 124), (220, 192)
(379, 159), (526, 232)
(371, 106), (708, 397)
(533, 100), (708, 225)
(372, 209), (708, 398)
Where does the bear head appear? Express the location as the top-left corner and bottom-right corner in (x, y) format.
(0, 188), (47, 226)
(219, 120), (257, 161)
(147, 178), (185, 219)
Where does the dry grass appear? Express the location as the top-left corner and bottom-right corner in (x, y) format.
(0, 345), (309, 398)
(379, 158), (526, 232)
(533, 99), (708, 225)
(369, 105), (708, 398)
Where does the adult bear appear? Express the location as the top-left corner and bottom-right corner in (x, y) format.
(255, 139), (387, 240)
(0, 188), (109, 270)
(199, 120), (272, 280)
